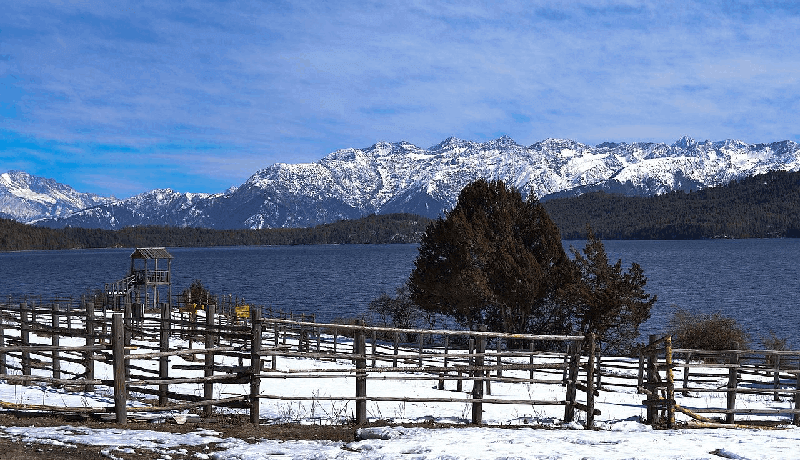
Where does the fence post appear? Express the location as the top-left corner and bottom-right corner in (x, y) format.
(682, 353), (692, 396)
(496, 337), (503, 378)
(272, 321), (279, 370)
(84, 296), (95, 392)
(468, 338), (475, 377)
(0, 302), (5, 375)
(439, 335), (449, 390)
(637, 351), (645, 394)
(112, 313), (127, 424)
(726, 342), (739, 424)
(371, 329), (377, 367)
(585, 333), (596, 429)
(471, 325), (486, 425)
(124, 297), (132, 346)
(392, 332), (399, 368)
(204, 304), (216, 418)
(159, 300), (170, 406)
(250, 308), (262, 425)
(564, 341), (578, 423)
(355, 319), (367, 425)
(418, 332), (424, 368)
(793, 355), (800, 426)
(665, 336), (675, 429)
(646, 335), (658, 425)
(529, 342), (535, 382)
(20, 301), (31, 386)
(51, 303), (61, 382)
(772, 352), (781, 402)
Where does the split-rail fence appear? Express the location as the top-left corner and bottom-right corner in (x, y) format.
(0, 296), (599, 427)
(1, 296), (799, 428)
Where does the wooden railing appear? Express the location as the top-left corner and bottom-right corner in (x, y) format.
(2, 296), (798, 428)
(633, 335), (800, 427)
(0, 296), (599, 428)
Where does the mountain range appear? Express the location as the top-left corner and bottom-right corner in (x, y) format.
(4, 136), (800, 230)
(0, 170), (114, 223)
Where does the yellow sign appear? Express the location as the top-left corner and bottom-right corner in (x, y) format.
(235, 305), (251, 318)
(179, 303), (201, 313)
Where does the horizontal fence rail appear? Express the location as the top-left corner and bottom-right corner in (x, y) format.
(0, 296), (600, 428)
(1, 296), (798, 428)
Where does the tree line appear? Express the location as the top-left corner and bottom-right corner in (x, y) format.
(543, 169), (800, 239)
(3, 169), (799, 251)
(0, 213), (431, 251)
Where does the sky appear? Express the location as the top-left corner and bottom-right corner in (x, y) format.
(1, 1), (800, 198)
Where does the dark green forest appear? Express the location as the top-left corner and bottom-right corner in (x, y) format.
(0, 213), (431, 251)
(543, 170), (800, 239)
(2, 169), (800, 251)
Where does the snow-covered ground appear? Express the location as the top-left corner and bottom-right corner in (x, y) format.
(1, 316), (799, 459)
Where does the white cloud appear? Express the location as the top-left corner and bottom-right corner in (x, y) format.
(2, 0), (799, 194)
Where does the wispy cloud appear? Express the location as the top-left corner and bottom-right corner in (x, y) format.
(1, 0), (799, 196)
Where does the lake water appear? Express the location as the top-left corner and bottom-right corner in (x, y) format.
(1, 240), (798, 349)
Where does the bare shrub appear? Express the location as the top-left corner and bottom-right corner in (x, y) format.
(668, 307), (749, 351)
(760, 331), (789, 367)
(368, 285), (436, 343)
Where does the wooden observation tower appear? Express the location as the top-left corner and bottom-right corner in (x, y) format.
(129, 247), (174, 314)
(107, 247), (174, 316)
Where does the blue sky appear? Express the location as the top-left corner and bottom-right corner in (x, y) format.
(2, 1), (799, 197)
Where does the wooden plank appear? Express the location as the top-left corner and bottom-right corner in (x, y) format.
(51, 303), (60, 382)
(84, 297), (95, 392)
(355, 319), (367, 425)
(159, 300), (170, 406)
(726, 345), (739, 424)
(585, 333), (596, 428)
(20, 302), (30, 386)
(112, 314), (127, 424)
(204, 305), (216, 418)
(472, 327), (486, 425)
(250, 309), (262, 425)
(574, 401), (602, 416)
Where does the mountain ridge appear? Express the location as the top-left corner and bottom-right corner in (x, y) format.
(4, 136), (799, 229)
(0, 170), (115, 223)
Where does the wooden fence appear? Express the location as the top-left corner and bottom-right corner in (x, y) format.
(0, 296), (600, 428)
(626, 335), (800, 427)
(6, 296), (795, 428)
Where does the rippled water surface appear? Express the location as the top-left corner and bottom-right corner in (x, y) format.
(1, 240), (798, 348)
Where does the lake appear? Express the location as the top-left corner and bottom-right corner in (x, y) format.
(1, 240), (798, 349)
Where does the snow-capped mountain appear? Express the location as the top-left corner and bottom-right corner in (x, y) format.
(37, 188), (221, 229)
(22, 136), (800, 229)
(0, 170), (114, 223)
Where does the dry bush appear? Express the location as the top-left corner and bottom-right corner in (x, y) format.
(760, 331), (788, 351)
(760, 331), (789, 367)
(668, 307), (749, 351)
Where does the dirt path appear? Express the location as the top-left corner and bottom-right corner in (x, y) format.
(0, 412), (357, 459)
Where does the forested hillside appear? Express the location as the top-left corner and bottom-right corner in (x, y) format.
(544, 170), (800, 239)
(3, 169), (800, 251)
(0, 213), (431, 251)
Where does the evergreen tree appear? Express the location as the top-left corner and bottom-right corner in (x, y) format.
(569, 228), (656, 354)
(408, 179), (575, 335)
(182, 279), (216, 306)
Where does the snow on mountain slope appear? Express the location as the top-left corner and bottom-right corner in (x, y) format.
(20, 136), (800, 229)
(0, 170), (114, 223)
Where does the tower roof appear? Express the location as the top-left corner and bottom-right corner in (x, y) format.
(130, 247), (174, 260)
